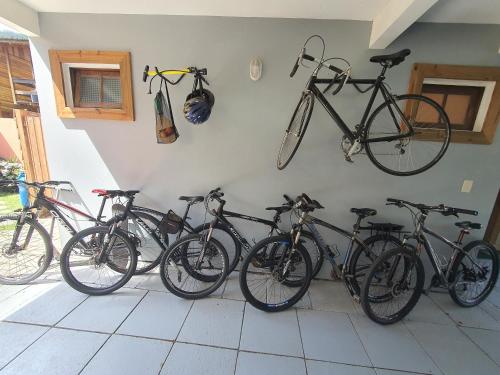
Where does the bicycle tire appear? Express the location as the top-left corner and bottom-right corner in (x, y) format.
(239, 235), (312, 312)
(361, 246), (424, 324)
(449, 240), (499, 307)
(0, 215), (53, 285)
(60, 226), (137, 295)
(277, 91), (314, 170)
(365, 94), (451, 176)
(192, 222), (241, 274)
(159, 234), (228, 299)
(348, 233), (402, 295)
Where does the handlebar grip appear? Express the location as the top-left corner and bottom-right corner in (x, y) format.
(290, 59), (299, 78)
(143, 65), (149, 82)
(302, 54), (315, 62)
(301, 193), (312, 203)
(386, 198), (400, 203)
(455, 208), (478, 216)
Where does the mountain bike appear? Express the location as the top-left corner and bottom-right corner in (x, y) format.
(277, 35), (451, 176)
(158, 188), (316, 298)
(361, 198), (499, 324)
(190, 189), (324, 278)
(0, 180), (113, 284)
(238, 193), (403, 313)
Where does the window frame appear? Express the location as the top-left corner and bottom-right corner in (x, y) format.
(407, 63), (500, 144)
(49, 50), (134, 121)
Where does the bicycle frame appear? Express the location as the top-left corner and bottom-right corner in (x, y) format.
(306, 75), (414, 143)
(404, 216), (481, 287)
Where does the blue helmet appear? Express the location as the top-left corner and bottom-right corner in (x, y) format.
(184, 89), (214, 125)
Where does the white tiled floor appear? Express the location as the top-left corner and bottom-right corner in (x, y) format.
(1, 273), (500, 375)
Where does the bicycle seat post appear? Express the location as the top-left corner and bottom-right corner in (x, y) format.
(455, 228), (468, 245)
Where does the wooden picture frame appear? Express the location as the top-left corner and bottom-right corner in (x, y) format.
(49, 50), (134, 121)
(407, 63), (500, 144)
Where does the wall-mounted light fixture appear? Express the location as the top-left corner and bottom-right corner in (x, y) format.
(250, 58), (262, 81)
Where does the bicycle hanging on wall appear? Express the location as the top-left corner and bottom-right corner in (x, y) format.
(277, 35), (451, 176)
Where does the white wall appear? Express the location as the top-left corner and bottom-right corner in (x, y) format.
(29, 14), (500, 275)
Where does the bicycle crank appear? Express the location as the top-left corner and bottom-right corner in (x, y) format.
(341, 137), (363, 162)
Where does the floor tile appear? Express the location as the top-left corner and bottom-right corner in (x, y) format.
(309, 280), (357, 313)
(374, 370), (422, 375)
(57, 288), (146, 333)
(406, 321), (499, 375)
(240, 306), (303, 357)
(178, 298), (244, 348)
(297, 309), (370, 366)
(82, 334), (171, 375)
(0, 284), (29, 303)
(430, 292), (500, 330)
(350, 314), (440, 374)
(222, 275), (245, 301)
(307, 360), (376, 375)
(461, 326), (500, 366)
(487, 290), (500, 308)
(480, 300), (500, 321)
(296, 291), (313, 309)
(1, 282), (87, 325)
(118, 291), (192, 340)
(236, 351), (306, 375)
(160, 342), (236, 375)
(404, 295), (454, 325)
(0, 322), (49, 369)
(1, 327), (108, 375)
(134, 273), (169, 292)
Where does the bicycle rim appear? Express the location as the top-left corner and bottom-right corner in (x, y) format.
(277, 92), (314, 170)
(0, 216), (51, 284)
(160, 235), (228, 299)
(361, 247), (424, 324)
(450, 242), (498, 306)
(61, 228), (136, 294)
(365, 94), (450, 176)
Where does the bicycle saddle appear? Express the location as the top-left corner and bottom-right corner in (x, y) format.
(370, 49), (410, 67)
(367, 221), (404, 231)
(455, 221), (482, 230)
(179, 196), (204, 203)
(265, 205), (291, 214)
(350, 208), (377, 217)
(91, 189), (139, 197)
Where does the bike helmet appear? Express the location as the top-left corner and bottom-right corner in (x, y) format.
(183, 95), (212, 125)
(183, 89), (214, 125)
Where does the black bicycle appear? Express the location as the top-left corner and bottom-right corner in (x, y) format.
(239, 193), (404, 312)
(191, 189), (324, 277)
(361, 198), (499, 324)
(277, 35), (451, 176)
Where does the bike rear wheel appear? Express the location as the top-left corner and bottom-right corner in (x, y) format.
(361, 247), (424, 324)
(277, 91), (314, 170)
(365, 94), (450, 176)
(239, 235), (312, 312)
(0, 215), (52, 284)
(348, 234), (402, 295)
(449, 240), (499, 307)
(60, 226), (137, 295)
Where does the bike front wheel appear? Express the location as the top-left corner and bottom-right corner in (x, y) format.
(239, 235), (312, 312)
(60, 226), (137, 295)
(159, 234), (228, 299)
(361, 246), (424, 324)
(449, 240), (499, 307)
(277, 91), (314, 170)
(0, 215), (52, 284)
(365, 94), (451, 176)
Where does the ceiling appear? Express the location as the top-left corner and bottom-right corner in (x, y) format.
(16, 0), (500, 24)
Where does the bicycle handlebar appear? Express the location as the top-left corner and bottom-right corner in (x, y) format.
(386, 198), (478, 217)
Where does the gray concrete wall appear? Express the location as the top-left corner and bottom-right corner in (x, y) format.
(29, 14), (500, 275)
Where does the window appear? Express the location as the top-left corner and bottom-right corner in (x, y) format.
(72, 69), (122, 108)
(49, 50), (134, 121)
(407, 63), (500, 144)
(418, 84), (484, 131)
